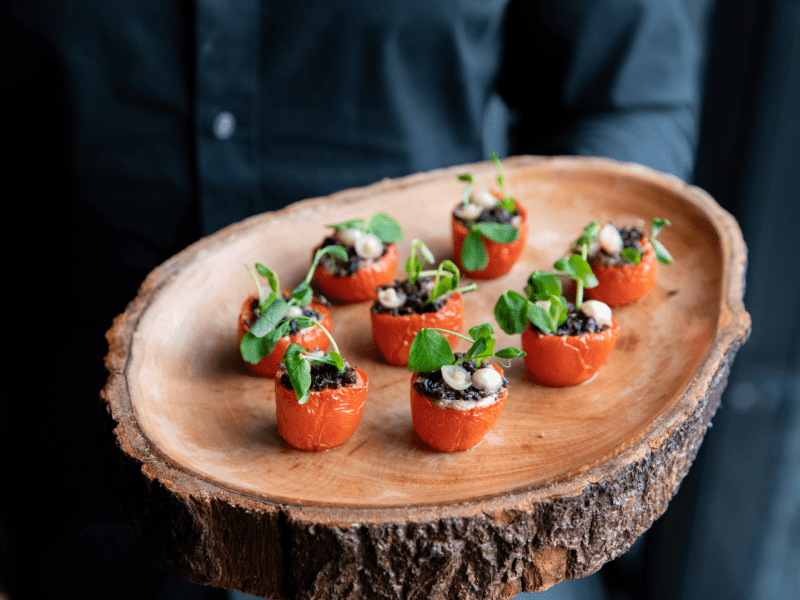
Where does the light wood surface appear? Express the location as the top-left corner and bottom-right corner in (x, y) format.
(102, 156), (750, 599)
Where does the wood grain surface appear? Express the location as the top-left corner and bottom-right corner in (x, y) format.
(102, 156), (750, 599)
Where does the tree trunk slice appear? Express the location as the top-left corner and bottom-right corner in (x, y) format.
(101, 156), (750, 599)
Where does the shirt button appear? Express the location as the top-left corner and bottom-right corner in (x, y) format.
(212, 111), (236, 140)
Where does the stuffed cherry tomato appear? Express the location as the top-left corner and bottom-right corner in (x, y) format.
(313, 242), (398, 303)
(238, 296), (332, 377)
(275, 364), (369, 452)
(410, 362), (508, 452)
(521, 315), (619, 387)
(583, 220), (673, 306)
(452, 203), (528, 280)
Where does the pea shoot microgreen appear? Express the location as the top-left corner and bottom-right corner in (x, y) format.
(493, 222), (600, 336)
(650, 218), (674, 265)
(456, 152), (521, 271)
(239, 245), (347, 365)
(281, 320), (345, 404)
(405, 239), (477, 303)
(327, 212), (404, 244)
(407, 323), (525, 374)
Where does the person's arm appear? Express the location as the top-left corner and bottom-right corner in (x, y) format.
(498, 0), (701, 180)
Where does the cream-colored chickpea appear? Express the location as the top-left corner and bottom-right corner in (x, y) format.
(355, 233), (384, 259)
(440, 365), (473, 391)
(598, 223), (623, 255)
(580, 300), (613, 328)
(471, 367), (503, 392)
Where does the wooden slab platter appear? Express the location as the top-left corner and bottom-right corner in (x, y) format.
(101, 156), (750, 599)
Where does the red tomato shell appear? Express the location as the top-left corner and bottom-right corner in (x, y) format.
(451, 203), (528, 280)
(275, 368), (369, 452)
(238, 297), (332, 378)
(410, 364), (507, 452)
(521, 318), (620, 387)
(586, 242), (658, 306)
(370, 293), (464, 367)
(312, 244), (399, 303)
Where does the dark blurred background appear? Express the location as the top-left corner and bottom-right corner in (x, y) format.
(2, 0), (798, 599)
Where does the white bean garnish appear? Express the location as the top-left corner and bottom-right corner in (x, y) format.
(454, 203), (483, 221)
(286, 305), (304, 319)
(471, 367), (503, 393)
(469, 188), (498, 208)
(355, 233), (384, 259)
(580, 300), (613, 328)
(377, 287), (407, 309)
(441, 365), (473, 391)
(335, 227), (362, 247)
(598, 223), (623, 255)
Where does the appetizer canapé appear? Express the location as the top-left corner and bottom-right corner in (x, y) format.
(583, 218), (674, 306)
(494, 224), (619, 386)
(452, 153), (528, 279)
(239, 248), (345, 377)
(371, 240), (476, 366)
(312, 212), (403, 303)
(275, 323), (368, 452)
(407, 324), (524, 452)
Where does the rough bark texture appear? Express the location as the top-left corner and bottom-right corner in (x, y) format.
(100, 156), (750, 599)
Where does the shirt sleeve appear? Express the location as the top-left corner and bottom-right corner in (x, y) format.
(497, 0), (701, 180)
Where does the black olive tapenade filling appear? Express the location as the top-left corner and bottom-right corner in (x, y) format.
(589, 225), (647, 267)
(247, 293), (327, 335)
(371, 276), (449, 316)
(413, 355), (508, 403)
(530, 303), (609, 337)
(278, 361), (358, 392)
(319, 237), (388, 276)
(453, 204), (521, 229)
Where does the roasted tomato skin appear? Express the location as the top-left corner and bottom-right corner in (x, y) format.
(410, 363), (507, 452)
(275, 368), (369, 452)
(586, 241), (658, 306)
(312, 244), (398, 303)
(451, 203), (528, 280)
(238, 297), (332, 378)
(521, 318), (619, 387)
(371, 293), (463, 367)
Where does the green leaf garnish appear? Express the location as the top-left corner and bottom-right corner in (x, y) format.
(650, 218), (673, 265)
(651, 218), (670, 239)
(621, 247), (642, 264)
(473, 222), (520, 244)
(493, 290), (530, 335)
(327, 218), (366, 232)
(366, 212), (404, 243)
(524, 271), (562, 300)
(407, 323), (525, 373)
(408, 328), (457, 373)
(652, 239), (674, 265)
(526, 303), (556, 334)
(462, 228), (488, 271)
(250, 298), (290, 338)
(283, 344), (313, 404)
(327, 213), (403, 244)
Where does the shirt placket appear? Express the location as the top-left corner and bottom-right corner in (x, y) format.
(195, 0), (262, 234)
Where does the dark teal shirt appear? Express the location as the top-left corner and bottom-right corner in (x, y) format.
(40, 0), (699, 237)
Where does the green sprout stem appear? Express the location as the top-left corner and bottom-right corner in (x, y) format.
(576, 242), (588, 310)
(246, 264), (265, 307)
(300, 318), (340, 359)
